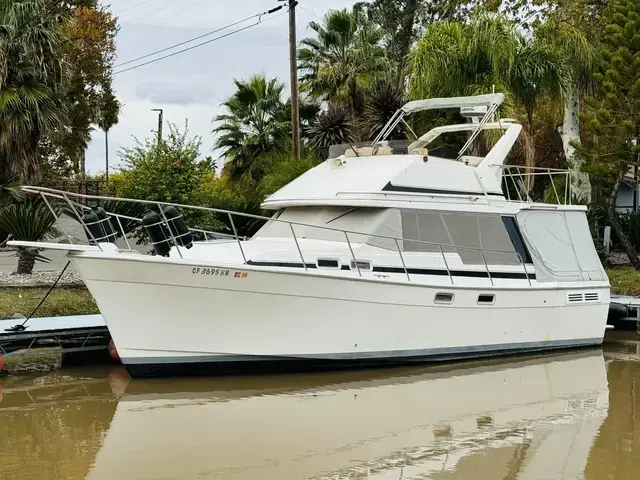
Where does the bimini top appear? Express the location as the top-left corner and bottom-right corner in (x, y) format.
(401, 93), (504, 114)
(373, 93), (504, 146)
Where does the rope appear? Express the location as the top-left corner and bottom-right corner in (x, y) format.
(4, 261), (71, 332)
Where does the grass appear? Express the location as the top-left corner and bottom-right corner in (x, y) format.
(0, 287), (99, 320)
(606, 268), (640, 296)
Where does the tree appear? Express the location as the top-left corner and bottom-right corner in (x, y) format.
(0, 198), (58, 274)
(309, 107), (356, 155)
(354, 0), (471, 88)
(578, 0), (640, 268)
(0, 0), (69, 183)
(117, 121), (214, 207)
(363, 81), (405, 139)
(193, 171), (264, 237)
(213, 75), (290, 180)
(537, 0), (602, 201)
(193, 149), (320, 237)
(409, 13), (571, 191)
(97, 79), (121, 181)
(53, 2), (119, 179)
(298, 8), (388, 114)
(257, 150), (320, 196)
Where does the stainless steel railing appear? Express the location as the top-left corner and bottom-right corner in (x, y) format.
(495, 165), (578, 205)
(21, 186), (533, 286)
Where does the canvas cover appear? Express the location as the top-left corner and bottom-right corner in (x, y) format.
(516, 210), (605, 282)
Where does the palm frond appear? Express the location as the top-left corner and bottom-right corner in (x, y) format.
(0, 197), (58, 242)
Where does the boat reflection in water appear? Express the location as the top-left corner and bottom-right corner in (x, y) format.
(2, 349), (629, 479)
(85, 350), (608, 480)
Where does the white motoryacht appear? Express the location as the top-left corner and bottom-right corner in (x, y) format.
(11, 93), (610, 377)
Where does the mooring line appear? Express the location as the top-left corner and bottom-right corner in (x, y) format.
(4, 260), (71, 332)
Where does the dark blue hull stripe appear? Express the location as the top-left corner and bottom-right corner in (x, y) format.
(122, 338), (602, 378)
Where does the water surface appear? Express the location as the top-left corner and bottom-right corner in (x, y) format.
(1, 339), (639, 480)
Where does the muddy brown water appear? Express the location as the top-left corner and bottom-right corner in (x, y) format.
(1, 335), (640, 480)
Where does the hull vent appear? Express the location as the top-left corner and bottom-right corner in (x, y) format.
(584, 292), (599, 302)
(566, 292), (600, 304)
(567, 293), (583, 303)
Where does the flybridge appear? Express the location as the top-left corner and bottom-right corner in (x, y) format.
(261, 93), (582, 210)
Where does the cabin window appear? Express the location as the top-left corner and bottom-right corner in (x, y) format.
(254, 206), (387, 244)
(400, 211), (521, 265)
(501, 216), (532, 264)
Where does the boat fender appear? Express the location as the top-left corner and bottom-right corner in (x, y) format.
(93, 207), (118, 243)
(161, 206), (193, 249)
(82, 210), (105, 245)
(607, 302), (629, 323)
(108, 340), (120, 362)
(142, 210), (172, 257)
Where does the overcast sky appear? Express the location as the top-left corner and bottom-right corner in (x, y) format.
(86, 0), (357, 174)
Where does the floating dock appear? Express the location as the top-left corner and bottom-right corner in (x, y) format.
(0, 314), (110, 368)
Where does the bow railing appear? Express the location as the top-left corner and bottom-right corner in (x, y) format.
(19, 186), (533, 286)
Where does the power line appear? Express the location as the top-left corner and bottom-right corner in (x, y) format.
(116, 0), (159, 16)
(115, 12), (263, 68)
(120, 0), (212, 36)
(297, 4), (322, 21)
(114, 7), (286, 75)
(118, 0), (180, 28)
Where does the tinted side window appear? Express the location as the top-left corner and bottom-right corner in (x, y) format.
(501, 216), (532, 264)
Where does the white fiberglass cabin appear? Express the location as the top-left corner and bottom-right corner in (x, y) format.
(11, 93), (609, 377)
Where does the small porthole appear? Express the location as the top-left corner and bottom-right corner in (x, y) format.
(435, 293), (454, 304)
(350, 260), (371, 270)
(478, 294), (495, 305)
(317, 259), (339, 268)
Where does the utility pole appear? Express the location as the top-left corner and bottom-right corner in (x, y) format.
(105, 129), (109, 183)
(634, 137), (639, 212)
(151, 108), (163, 145)
(280, 0), (300, 160)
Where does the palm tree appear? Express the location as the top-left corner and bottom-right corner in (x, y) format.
(97, 80), (121, 182)
(298, 8), (388, 114)
(409, 15), (518, 100)
(363, 81), (405, 139)
(409, 13), (571, 191)
(212, 75), (290, 180)
(309, 107), (355, 158)
(0, 197), (59, 274)
(0, 0), (69, 183)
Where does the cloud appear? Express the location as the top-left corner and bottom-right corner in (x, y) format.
(135, 81), (218, 105)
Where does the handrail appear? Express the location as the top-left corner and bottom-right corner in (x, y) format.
(491, 164), (578, 206)
(41, 191), (241, 245)
(22, 186), (534, 285)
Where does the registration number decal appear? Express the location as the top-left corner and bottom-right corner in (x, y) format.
(191, 267), (247, 278)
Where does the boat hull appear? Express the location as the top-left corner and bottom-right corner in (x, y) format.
(71, 255), (609, 378)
